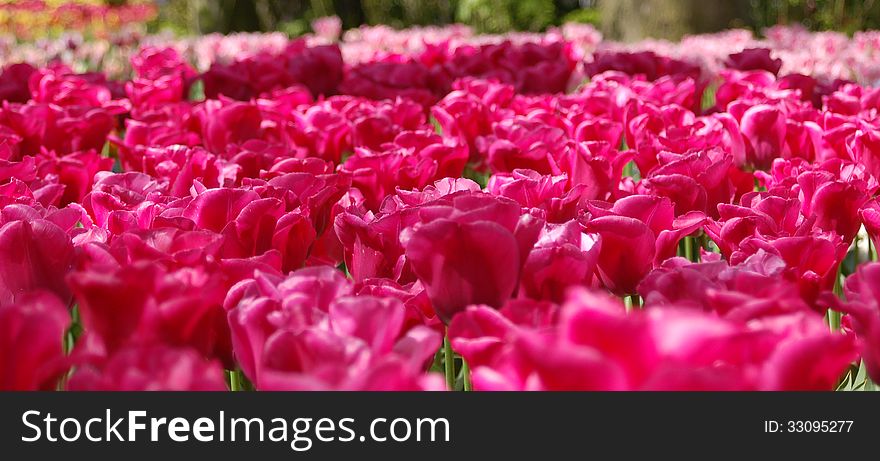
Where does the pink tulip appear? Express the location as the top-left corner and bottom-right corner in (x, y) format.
(624, 103), (745, 175)
(0, 62), (36, 103)
(349, 98), (427, 150)
(403, 192), (542, 322)
(68, 344), (227, 391)
(131, 47), (198, 82)
(450, 287), (856, 390)
(588, 51), (682, 80)
(638, 252), (817, 320)
(203, 42), (343, 100)
(639, 148), (752, 218)
(226, 266), (442, 390)
(553, 141), (632, 203)
(342, 130), (467, 211)
(335, 178), (481, 283)
(519, 219), (601, 302)
(725, 48), (782, 75)
(0, 213), (74, 306)
(486, 169), (587, 223)
(0, 290), (70, 390)
(480, 116), (568, 174)
(67, 236), (274, 368)
(737, 104), (787, 170)
(824, 263), (880, 382)
(846, 127), (880, 181)
(339, 59), (440, 108)
(195, 100), (263, 155)
(861, 200), (880, 251)
(428, 40), (576, 96)
(35, 149), (114, 205)
(582, 195), (705, 295)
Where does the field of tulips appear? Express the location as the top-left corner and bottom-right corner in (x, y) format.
(4, 18), (880, 392)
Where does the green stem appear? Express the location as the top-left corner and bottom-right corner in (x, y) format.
(444, 333), (456, 391)
(462, 360), (472, 391)
(828, 264), (843, 331)
(683, 236), (695, 262)
(855, 235), (861, 267)
(628, 294), (641, 310)
(64, 331), (74, 356)
(229, 370), (241, 391)
(828, 310), (841, 331)
(63, 304), (80, 356)
(870, 238), (877, 262)
(833, 263), (843, 298)
(239, 372), (255, 391)
(622, 161), (632, 178)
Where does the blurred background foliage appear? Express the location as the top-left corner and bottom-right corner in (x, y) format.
(8, 1), (880, 41)
(751, 0), (880, 34)
(151, 0), (880, 39)
(148, 0), (585, 36)
(0, 0), (157, 39)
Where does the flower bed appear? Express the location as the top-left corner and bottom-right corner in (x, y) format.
(2, 20), (880, 391)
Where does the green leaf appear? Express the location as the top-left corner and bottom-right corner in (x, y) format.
(63, 305), (82, 355)
(429, 115), (442, 135)
(463, 165), (490, 189)
(188, 79), (205, 101)
(622, 160), (640, 181)
(835, 369), (852, 391)
(701, 83), (718, 112)
(336, 261), (351, 279)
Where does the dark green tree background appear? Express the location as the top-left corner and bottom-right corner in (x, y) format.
(150, 0), (880, 39)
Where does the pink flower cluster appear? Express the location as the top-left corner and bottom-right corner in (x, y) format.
(4, 24), (880, 392)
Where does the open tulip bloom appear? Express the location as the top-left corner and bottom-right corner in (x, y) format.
(3, 19), (880, 393)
